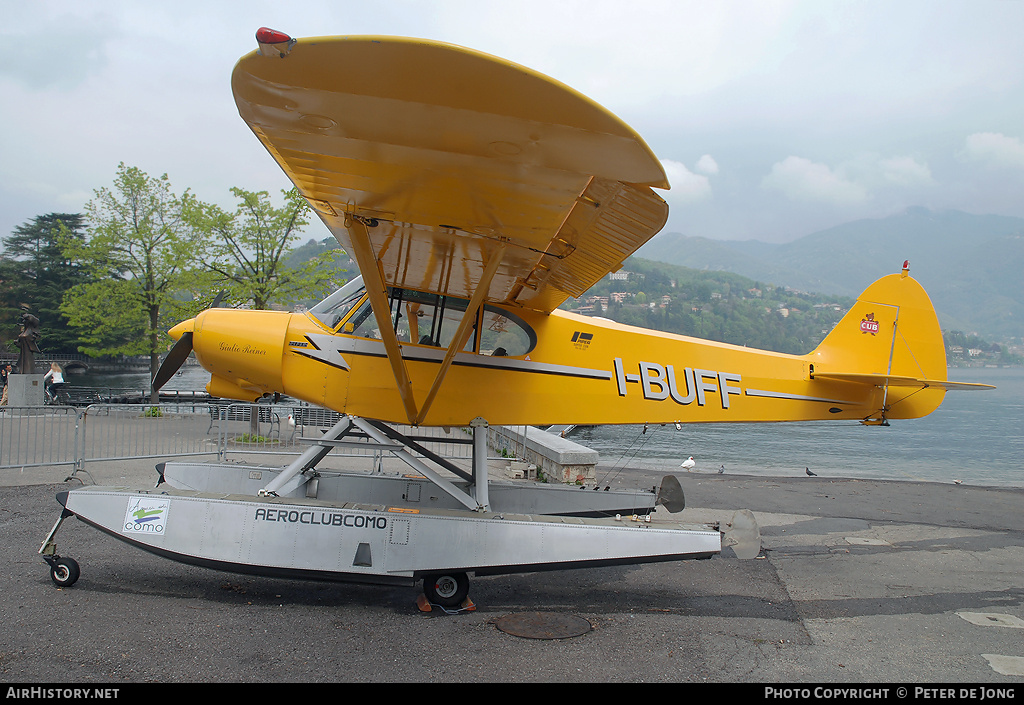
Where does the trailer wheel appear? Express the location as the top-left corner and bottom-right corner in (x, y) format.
(49, 557), (80, 587)
(423, 572), (469, 608)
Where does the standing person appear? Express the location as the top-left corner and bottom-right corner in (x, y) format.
(43, 362), (66, 403)
(0, 363), (11, 405)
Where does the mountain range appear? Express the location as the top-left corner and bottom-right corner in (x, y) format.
(636, 207), (1024, 341)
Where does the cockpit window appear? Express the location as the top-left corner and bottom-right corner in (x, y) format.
(308, 277), (365, 330)
(386, 288), (476, 352)
(337, 282), (536, 356)
(479, 308), (535, 356)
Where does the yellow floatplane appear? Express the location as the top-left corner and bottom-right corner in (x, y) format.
(40, 29), (990, 608)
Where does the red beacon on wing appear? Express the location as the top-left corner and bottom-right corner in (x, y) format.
(256, 27), (296, 58)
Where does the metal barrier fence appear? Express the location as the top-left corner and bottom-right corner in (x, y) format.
(0, 402), (476, 478)
(209, 402), (475, 473)
(0, 406), (81, 470)
(79, 403), (219, 464)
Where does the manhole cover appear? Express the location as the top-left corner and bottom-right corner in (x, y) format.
(494, 612), (592, 640)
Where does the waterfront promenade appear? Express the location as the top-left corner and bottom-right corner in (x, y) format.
(1, 408), (1022, 684)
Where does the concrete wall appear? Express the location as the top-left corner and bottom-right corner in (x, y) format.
(487, 425), (598, 484)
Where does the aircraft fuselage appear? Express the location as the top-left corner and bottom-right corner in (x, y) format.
(180, 275), (944, 427)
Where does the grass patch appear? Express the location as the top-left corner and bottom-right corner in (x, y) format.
(235, 433), (277, 444)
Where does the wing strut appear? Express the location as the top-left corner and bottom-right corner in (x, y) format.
(344, 215), (419, 424)
(413, 243), (507, 426)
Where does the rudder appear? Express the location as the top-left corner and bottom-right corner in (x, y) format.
(806, 262), (948, 420)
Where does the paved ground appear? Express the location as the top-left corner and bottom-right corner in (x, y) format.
(1, 453), (1023, 685)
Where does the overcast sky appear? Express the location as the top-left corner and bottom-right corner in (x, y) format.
(3, 0), (1023, 247)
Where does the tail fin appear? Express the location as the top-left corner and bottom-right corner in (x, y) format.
(806, 262), (951, 421)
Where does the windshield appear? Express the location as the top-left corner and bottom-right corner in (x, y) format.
(308, 276), (365, 330)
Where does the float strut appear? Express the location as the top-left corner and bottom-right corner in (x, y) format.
(471, 417), (490, 512)
(260, 416), (352, 496)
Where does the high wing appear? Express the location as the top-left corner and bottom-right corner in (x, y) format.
(231, 32), (670, 313)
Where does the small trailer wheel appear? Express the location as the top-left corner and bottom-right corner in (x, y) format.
(423, 572), (469, 608)
(49, 557), (80, 587)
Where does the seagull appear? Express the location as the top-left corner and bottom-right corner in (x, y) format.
(805, 467), (817, 477)
(719, 465), (725, 474)
(681, 456), (695, 470)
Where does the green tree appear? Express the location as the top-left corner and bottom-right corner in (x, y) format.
(196, 188), (345, 310)
(0, 213), (88, 355)
(61, 163), (209, 399)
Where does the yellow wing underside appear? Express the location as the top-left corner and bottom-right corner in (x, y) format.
(232, 35), (669, 312)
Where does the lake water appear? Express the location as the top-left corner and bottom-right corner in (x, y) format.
(577, 367), (1023, 489)
(69, 366), (1023, 489)
(68, 364), (212, 393)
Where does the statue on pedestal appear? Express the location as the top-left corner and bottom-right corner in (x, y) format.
(16, 311), (41, 374)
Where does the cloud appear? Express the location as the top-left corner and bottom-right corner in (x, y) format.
(963, 132), (1024, 169)
(660, 159), (713, 204)
(761, 156), (867, 205)
(694, 155), (720, 175)
(433, 0), (794, 106)
(878, 156), (933, 186)
(0, 9), (116, 91)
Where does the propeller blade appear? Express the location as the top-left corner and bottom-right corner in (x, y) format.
(152, 332), (193, 392)
(211, 290), (227, 308)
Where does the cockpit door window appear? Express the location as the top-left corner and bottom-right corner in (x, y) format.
(320, 281), (536, 357)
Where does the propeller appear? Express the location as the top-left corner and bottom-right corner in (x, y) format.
(152, 331), (193, 392)
(151, 291), (225, 392)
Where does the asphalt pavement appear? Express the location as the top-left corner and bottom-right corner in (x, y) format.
(1, 453), (1023, 686)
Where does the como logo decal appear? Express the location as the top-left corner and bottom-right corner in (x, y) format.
(860, 313), (879, 336)
(123, 497), (170, 535)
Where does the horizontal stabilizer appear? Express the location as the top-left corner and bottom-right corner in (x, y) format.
(814, 372), (995, 391)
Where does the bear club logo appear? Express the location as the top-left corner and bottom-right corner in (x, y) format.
(860, 313), (880, 335)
